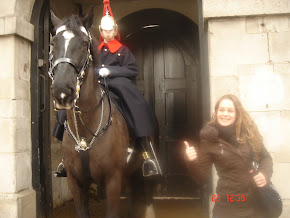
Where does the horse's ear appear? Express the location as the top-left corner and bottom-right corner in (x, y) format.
(82, 6), (94, 30)
(50, 10), (61, 28)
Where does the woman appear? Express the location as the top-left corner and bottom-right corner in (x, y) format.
(185, 94), (273, 217)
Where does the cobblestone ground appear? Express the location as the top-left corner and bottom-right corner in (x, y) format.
(52, 195), (205, 218)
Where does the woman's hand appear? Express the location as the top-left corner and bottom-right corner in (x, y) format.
(251, 171), (267, 187)
(184, 141), (197, 161)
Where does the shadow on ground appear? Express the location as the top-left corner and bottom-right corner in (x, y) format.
(52, 194), (206, 218)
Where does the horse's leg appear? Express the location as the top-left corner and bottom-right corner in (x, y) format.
(143, 177), (156, 218)
(105, 171), (122, 218)
(67, 174), (90, 218)
(125, 170), (146, 218)
(127, 170), (157, 218)
(124, 176), (135, 218)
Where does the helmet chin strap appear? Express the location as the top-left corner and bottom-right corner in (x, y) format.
(100, 30), (117, 43)
(103, 35), (114, 41)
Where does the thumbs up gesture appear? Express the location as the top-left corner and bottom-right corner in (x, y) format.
(184, 141), (197, 161)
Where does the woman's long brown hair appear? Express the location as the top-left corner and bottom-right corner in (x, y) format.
(209, 94), (263, 157)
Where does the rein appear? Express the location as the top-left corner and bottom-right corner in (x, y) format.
(48, 29), (113, 152)
(64, 91), (105, 152)
(78, 78), (113, 138)
(65, 81), (113, 152)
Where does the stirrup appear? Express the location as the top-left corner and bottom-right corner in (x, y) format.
(54, 160), (67, 177)
(142, 152), (159, 177)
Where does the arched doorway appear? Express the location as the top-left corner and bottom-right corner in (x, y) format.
(32, 3), (206, 216)
(119, 9), (201, 198)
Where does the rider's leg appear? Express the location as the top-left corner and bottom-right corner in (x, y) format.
(138, 137), (162, 177)
(54, 159), (67, 177)
(53, 110), (67, 177)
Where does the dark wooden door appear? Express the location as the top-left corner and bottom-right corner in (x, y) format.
(125, 20), (200, 197)
(31, 0), (52, 216)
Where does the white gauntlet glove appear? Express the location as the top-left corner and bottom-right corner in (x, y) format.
(99, 67), (110, 77)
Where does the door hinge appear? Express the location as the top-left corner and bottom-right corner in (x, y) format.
(38, 59), (46, 68)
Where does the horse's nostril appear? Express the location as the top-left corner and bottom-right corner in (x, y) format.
(69, 87), (76, 97)
(69, 87), (74, 95)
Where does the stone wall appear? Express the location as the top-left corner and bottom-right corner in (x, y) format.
(204, 1), (290, 216)
(0, 0), (36, 217)
(0, 0), (288, 217)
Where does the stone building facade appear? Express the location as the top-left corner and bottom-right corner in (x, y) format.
(0, 0), (289, 217)
(203, 1), (290, 216)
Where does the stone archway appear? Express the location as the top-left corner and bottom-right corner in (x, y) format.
(0, 0), (204, 217)
(118, 9), (202, 198)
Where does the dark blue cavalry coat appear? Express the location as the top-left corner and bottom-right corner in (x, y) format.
(52, 39), (156, 140)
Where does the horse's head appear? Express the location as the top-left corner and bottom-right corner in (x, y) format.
(49, 7), (95, 110)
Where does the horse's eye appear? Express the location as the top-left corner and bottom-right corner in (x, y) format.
(82, 42), (88, 47)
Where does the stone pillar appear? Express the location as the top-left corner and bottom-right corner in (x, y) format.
(0, 1), (36, 217)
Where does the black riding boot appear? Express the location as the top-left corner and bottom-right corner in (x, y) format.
(54, 160), (67, 177)
(139, 137), (162, 177)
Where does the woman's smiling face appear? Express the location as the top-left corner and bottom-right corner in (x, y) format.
(217, 99), (236, 127)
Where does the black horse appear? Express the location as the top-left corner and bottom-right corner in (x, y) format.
(49, 7), (158, 218)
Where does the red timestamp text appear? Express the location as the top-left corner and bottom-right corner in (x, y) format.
(211, 194), (245, 202)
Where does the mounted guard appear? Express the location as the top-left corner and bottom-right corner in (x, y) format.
(53, 0), (162, 178)
(49, 3), (161, 217)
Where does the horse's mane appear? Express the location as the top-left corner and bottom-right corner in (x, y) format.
(54, 14), (99, 68)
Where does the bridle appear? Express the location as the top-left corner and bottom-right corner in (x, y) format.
(48, 30), (93, 104)
(48, 29), (112, 152)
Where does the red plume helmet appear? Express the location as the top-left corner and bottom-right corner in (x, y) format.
(99, 0), (120, 41)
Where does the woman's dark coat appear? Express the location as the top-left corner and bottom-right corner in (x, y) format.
(186, 124), (273, 217)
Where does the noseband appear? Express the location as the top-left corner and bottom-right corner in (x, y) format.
(48, 30), (93, 101)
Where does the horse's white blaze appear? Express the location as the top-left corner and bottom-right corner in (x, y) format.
(145, 204), (155, 218)
(80, 26), (88, 35)
(56, 25), (66, 35)
(63, 31), (75, 56)
(60, 92), (66, 99)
